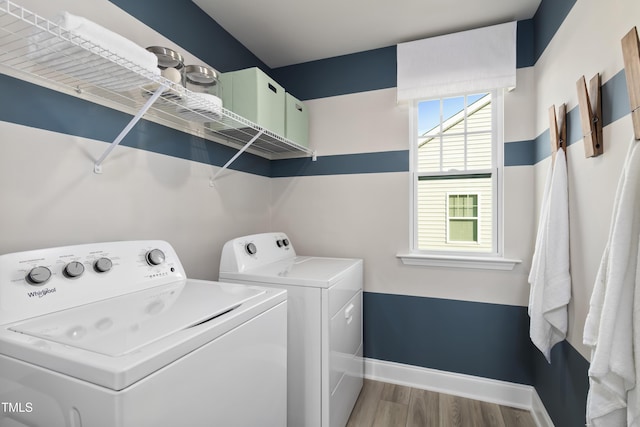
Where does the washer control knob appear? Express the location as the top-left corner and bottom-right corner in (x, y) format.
(94, 257), (113, 273)
(64, 261), (85, 278)
(146, 249), (165, 266)
(245, 243), (257, 255)
(27, 266), (51, 285)
(282, 239), (290, 247)
(276, 240), (284, 248)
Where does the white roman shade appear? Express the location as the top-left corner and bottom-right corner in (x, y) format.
(397, 21), (517, 101)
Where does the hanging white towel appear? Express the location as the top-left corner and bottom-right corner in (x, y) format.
(528, 149), (572, 363)
(584, 137), (640, 427)
(528, 158), (553, 305)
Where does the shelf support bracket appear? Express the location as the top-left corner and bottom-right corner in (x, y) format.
(210, 129), (265, 185)
(94, 84), (168, 174)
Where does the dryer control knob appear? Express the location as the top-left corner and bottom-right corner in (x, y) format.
(276, 240), (284, 247)
(146, 249), (165, 266)
(64, 261), (85, 278)
(282, 239), (290, 247)
(94, 257), (113, 273)
(245, 243), (257, 255)
(27, 266), (51, 285)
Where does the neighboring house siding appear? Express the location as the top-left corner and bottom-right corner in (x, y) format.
(417, 177), (492, 251)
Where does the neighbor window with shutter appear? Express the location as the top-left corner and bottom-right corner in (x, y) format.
(412, 91), (502, 254)
(447, 193), (479, 243)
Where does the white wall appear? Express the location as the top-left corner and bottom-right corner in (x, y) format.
(532, 0), (640, 360)
(0, 121), (271, 280)
(0, 0), (272, 280)
(270, 72), (537, 306)
(14, 0), (213, 73)
(9, 0), (637, 365)
(3, 0), (536, 308)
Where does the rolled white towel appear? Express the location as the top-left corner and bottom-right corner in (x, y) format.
(57, 12), (158, 73)
(28, 11), (159, 91)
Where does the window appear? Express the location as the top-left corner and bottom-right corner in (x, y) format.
(448, 194), (479, 243)
(411, 91), (503, 255)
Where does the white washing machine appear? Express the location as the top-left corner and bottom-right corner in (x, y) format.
(219, 232), (363, 427)
(0, 240), (287, 427)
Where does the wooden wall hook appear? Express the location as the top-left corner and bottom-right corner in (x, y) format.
(576, 74), (603, 157)
(622, 26), (640, 140)
(549, 103), (566, 163)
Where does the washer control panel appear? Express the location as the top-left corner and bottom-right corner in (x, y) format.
(0, 241), (186, 325)
(220, 232), (296, 273)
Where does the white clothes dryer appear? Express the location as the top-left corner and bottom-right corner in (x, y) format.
(0, 240), (287, 427)
(219, 232), (363, 427)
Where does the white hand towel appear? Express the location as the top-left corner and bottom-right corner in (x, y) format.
(528, 158), (553, 308)
(584, 137), (640, 426)
(528, 149), (572, 362)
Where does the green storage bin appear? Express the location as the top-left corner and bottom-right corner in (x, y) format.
(219, 67), (285, 135)
(219, 72), (233, 111)
(285, 93), (309, 147)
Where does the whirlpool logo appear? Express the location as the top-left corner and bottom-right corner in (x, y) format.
(27, 287), (57, 298)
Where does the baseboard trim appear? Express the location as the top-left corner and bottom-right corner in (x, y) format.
(530, 386), (555, 427)
(364, 358), (553, 427)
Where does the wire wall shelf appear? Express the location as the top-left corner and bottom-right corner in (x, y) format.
(0, 0), (314, 174)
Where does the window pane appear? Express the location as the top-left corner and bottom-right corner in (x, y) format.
(441, 135), (466, 171)
(418, 99), (441, 137)
(467, 93), (492, 132)
(449, 194), (478, 218)
(467, 133), (492, 169)
(417, 136), (441, 173)
(442, 96), (465, 128)
(417, 176), (492, 252)
(417, 93), (492, 174)
(450, 219), (477, 242)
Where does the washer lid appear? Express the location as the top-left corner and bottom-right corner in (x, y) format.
(220, 256), (362, 288)
(0, 279), (286, 391)
(10, 280), (263, 357)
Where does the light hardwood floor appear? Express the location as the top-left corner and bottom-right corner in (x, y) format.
(346, 380), (537, 427)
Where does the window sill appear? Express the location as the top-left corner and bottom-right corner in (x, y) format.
(396, 253), (521, 271)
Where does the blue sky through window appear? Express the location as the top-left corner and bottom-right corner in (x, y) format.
(418, 93), (485, 134)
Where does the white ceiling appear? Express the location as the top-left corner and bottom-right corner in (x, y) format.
(192, 0), (542, 69)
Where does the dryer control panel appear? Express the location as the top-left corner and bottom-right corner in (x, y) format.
(220, 232), (296, 273)
(0, 240), (186, 325)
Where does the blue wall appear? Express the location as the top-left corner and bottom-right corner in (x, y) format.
(107, 0), (270, 74)
(362, 292), (589, 426)
(0, 74), (271, 177)
(364, 293), (535, 385)
(534, 341), (589, 426)
(272, 20), (538, 101)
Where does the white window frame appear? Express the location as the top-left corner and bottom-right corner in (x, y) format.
(398, 89), (520, 270)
